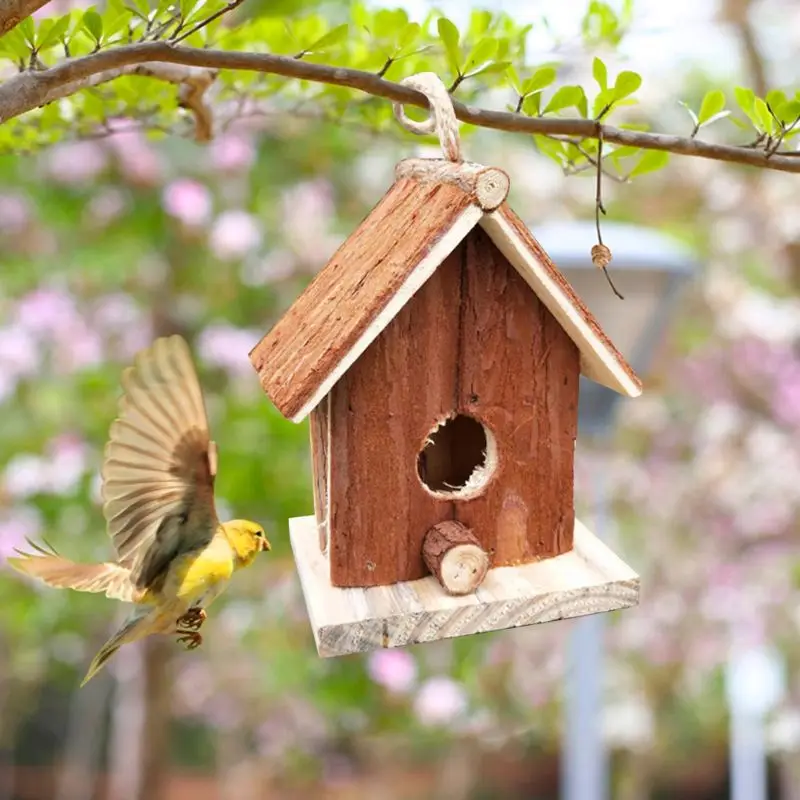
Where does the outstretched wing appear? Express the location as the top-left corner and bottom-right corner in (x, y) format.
(101, 335), (219, 592)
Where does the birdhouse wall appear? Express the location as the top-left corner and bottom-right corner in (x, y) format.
(326, 226), (580, 589)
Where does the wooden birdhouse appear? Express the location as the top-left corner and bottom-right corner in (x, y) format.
(249, 76), (642, 658)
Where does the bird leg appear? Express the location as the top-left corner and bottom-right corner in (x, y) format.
(176, 630), (203, 650)
(176, 607), (207, 631)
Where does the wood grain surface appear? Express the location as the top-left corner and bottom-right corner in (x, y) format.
(327, 250), (462, 588)
(327, 232), (579, 588)
(249, 178), (476, 421)
(453, 227), (579, 564)
(290, 514), (640, 657)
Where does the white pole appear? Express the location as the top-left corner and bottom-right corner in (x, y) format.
(726, 643), (784, 800)
(561, 471), (609, 800)
(729, 705), (767, 800)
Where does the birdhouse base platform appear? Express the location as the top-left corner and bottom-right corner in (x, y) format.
(289, 515), (640, 658)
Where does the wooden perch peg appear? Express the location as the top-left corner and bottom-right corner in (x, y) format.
(422, 521), (490, 596)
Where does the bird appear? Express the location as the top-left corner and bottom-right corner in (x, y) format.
(8, 334), (271, 686)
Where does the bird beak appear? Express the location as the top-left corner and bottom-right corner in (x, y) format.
(261, 537), (271, 552)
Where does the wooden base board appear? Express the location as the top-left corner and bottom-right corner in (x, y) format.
(289, 514), (640, 658)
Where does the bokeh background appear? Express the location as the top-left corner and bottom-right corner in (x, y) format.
(2, 0), (800, 798)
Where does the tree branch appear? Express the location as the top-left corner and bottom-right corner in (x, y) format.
(16, 59), (217, 142)
(1, 40), (800, 173)
(0, 0), (49, 36)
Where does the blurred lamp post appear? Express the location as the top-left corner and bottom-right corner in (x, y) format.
(532, 220), (698, 800)
(726, 642), (786, 800)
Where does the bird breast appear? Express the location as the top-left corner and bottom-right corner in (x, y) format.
(171, 533), (236, 609)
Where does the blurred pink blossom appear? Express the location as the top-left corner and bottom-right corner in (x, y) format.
(366, 650), (418, 694)
(15, 287), (79, 338)
(3, 454), (50, 499)
(209, 210), (262, 261)
(413, 676), (468, 727)
(4, 435), (89, 498)
(47, 434), (90, 495)
(0, 323), (41, 380)
(106, 125), (164, 186)
(210, 133), (255, 172)
(56, 323), (104, 372)
(241, 249), (298, 287)
(91, 293), (153, 359)
(0, 193), (31, 234)
(771, 365), (800, 428)
(47, 141), (108, 185)
(33, 0), (90, 17)
(162, 179), (212, 227)
(0, 506), (42, 563)
(198, 324), (260, 378)
(92, 292), (141, 331)
(281, 179), (336, 263)
(85, 188), (128, 228)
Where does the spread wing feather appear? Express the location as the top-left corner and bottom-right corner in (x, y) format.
(101, 335), (219, 591)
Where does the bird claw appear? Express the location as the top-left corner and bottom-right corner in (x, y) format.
(176, 607), (206, 631)
(176, 630), (203, 650)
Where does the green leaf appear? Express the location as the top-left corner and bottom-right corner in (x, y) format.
(543, 85), (584, 114)
(697, 90), (725, 125)
(592, 56), (607, 91)
(778, 99), (800, 124)
(466, 61), (510, 79)
(734, 86), (757, 128)
(592, 88), (615, 118)
(629, 149), (669, 177)
(609, 144), (640, 163)
(522, 66), (556, 95)
(437, 17), (461, 74)
(0, 27), (31, 61)
(396, 22), (420, 52)
(179, 0), (199, 19)
(753, 97), (774, 134)
(522, 92), (541, 116)
(82, 8), (103, 44)
(464, 37), (497, 73)
(765, 89), (788, 114)
(19, 16), (35, 47)
(533, 134), (567, 165)
(307, 24), (349, 53)
(38, 15), (71, 50)
(613, 70), (641, 100)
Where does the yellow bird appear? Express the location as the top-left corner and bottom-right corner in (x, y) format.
(8, 335), (270, 686)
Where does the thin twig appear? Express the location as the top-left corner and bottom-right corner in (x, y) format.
(171, 0), (246, 45)
(1, 41), (800, 173)
(562, 140), (628, 182)
(594, 130), (624, 300)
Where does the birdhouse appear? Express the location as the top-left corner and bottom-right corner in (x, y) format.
(249, 76), (641, 658)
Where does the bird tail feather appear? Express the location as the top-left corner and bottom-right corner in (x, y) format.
(81, 609), (156, 687)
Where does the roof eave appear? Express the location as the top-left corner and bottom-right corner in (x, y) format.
(479, 210), (642, 400)
(288, 202), (486, 423)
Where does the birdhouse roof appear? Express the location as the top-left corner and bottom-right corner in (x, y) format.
(250, 159), (642, 423)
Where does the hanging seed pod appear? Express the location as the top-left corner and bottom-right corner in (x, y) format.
(591, 243), (623, 299)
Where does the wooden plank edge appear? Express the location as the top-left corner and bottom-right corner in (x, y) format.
(289, 204), (485, 423)
(478, 212), (642, 399)
(289, 514), (640, 658)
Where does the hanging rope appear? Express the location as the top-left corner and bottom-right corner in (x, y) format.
(392, 72), (462, 163)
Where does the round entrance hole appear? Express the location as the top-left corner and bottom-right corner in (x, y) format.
(417, 414), (496, 498)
